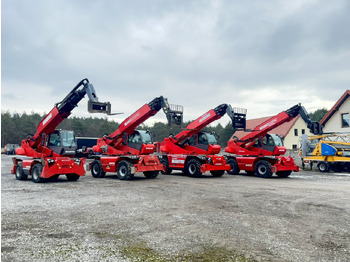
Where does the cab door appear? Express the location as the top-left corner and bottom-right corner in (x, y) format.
(127, 131), (143, 151)
(47, 130), (63, 154)
(262, 134), (277, 152)
(198, 132), (209, 151)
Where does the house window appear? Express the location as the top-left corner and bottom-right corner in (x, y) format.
(342, 113), (349, 127)
(292, 144), (297, 150)
(294, 129), (298, 136)
(302, 129), (305, 134)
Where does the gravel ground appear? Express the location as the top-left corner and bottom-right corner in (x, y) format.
(2, 154), (350, 261)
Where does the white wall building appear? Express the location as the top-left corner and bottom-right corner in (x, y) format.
(321, 90), (350, 133)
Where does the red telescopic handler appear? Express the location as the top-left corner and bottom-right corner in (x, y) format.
(12, 78), (113, 183)
(157, 104), (246, 177)
(225, 104), (322, 178)
(88, 96), (183, 180)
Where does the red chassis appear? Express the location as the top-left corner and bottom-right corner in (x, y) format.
(234, 156), (299, 175)
(164, 154), (230, 174)
(12, 157), (86, 180)
(92, 155), (163, 174)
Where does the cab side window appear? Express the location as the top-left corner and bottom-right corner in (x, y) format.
(48, 133), (61, 146)
(188, 134), (197, 146)
(198, 133), (208, 145)
(128, 132), (141, 144)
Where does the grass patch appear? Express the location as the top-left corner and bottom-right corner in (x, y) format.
(175, 245), (255, 262)
(94, 231), (256, 261)
(121, 241), (255, 262)
(121, 241), (165, 261)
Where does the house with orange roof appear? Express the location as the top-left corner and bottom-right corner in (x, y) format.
(232, 115), (314, 150)
(320, 90), (350, 133)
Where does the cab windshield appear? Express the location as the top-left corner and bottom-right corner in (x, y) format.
(270, 134), (283, 146)
(61, 130), (76, 147)
(139, 130), (153, 144)
(205, 133), (218, 145)
(48, 132), (61, 147)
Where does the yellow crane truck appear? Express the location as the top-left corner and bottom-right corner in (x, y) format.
(300, 133), (350, 172)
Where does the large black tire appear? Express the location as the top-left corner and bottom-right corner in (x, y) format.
(317, 161), (330, 172)
(344, 163), (350, 172)
(31, 163), (44, 183)
(117, 161), (134, 180)
(91, 160), (106, 178)
(15, 162), (27, 180)
(66, 173), (80, 181)
(143, 171), (159, 179)
(210, 170), (225, 177)
(185, 159), (202, 177)
(160, 158), (172, 175)
(276, 171), (292, 178)
(227, 158), (240, 175)
(332, 162), (344, 172)
(255, 160), (273, 178)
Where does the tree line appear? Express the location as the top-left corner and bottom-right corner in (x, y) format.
(1, 111), (235, 148)
(1, 108), (328, 148)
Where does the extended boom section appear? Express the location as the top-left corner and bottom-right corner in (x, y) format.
(159, 104), (247, 177)
(89, 96), (183, 180)
(12, 78), (112, 183)
(225, 103), (322, 178)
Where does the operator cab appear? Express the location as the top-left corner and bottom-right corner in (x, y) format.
(254, 134), (286, 155)
(188, 131), (221, 154)
(47, 130), (77, 156)
(127, 130), (154, 153)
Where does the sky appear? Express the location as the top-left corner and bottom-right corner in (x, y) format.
(2, 0), (350, 126)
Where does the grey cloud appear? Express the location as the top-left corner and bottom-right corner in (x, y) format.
(2, 0), (350, 122)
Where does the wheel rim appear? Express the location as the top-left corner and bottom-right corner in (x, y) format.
(319, 163), (326, 171)
(93, 164), (99, 174)
(33, 168), (39, 180)
(16, 168), (21, 178)
(258, 165), (267, 175)
(119, 166), (127, 177)
(189, 164), (196, 175)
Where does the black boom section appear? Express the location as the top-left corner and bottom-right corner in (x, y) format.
(55, 79), (89, 114)
(147, 96), (183, 126)
(214, 104), (229, 116)
(286, 104), (323, 135)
